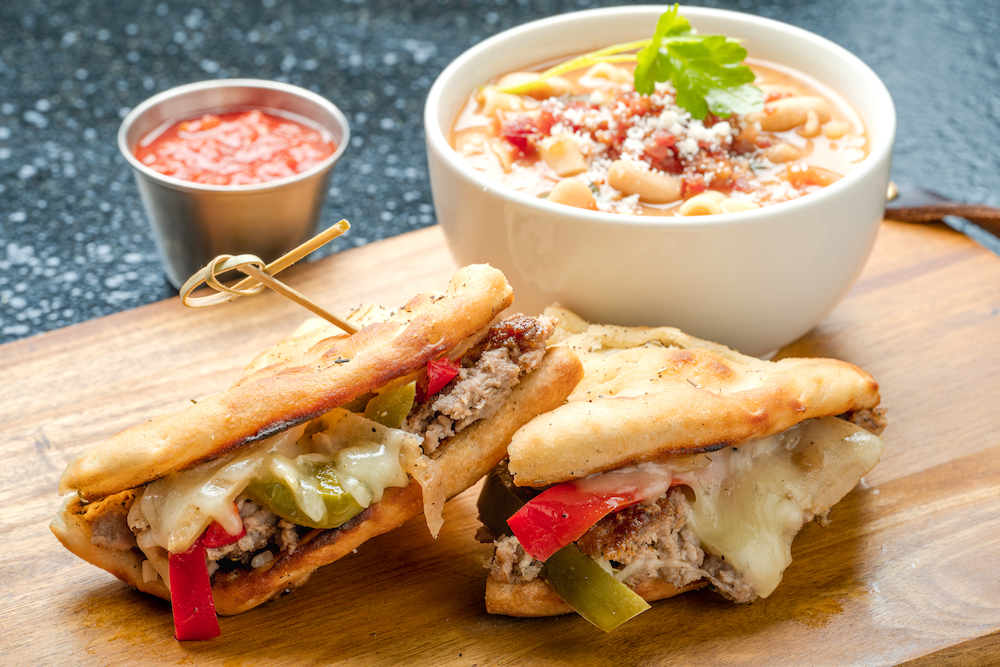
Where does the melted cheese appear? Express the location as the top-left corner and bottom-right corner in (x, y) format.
(128, 409), (424, 554)
(674, 416), (884, 597)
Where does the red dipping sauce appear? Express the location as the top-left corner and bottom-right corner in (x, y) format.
(134, 109), (336, 186)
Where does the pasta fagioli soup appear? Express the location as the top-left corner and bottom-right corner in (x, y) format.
(451, 58), (868, 216)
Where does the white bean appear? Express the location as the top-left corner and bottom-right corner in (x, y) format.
(822, 120), (851, 139)
(766, 142), (804, 163)
(607, 160), (682, 204)
(759, 96), (831, 132)
(547, 178), (597, 210)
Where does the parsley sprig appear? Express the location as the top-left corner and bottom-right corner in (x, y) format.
(634, 5), (762, 119)
(494, 5), (763, 120)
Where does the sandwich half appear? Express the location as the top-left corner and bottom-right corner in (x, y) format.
(51, 265), (583, 639)
(477, 307), (886, 630)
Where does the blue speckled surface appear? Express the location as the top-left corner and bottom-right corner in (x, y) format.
(2, 0), (999, 344)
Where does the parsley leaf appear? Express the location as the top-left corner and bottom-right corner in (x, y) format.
(634, 4), (763, 119)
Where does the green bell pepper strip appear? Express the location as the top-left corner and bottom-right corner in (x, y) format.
(476, 462), (535, 537)
(243, 461), (365, 530)
(478, 465), (651, 631)
(541, 547), (650, 631)
(364, 382), (416, 429)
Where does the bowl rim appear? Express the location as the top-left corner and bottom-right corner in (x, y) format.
(424, 4), (897, 230)
(118, 78), (351, 194)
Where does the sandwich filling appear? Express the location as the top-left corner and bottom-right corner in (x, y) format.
(94, 314), (555, 589)
(487, 413), (885, 603)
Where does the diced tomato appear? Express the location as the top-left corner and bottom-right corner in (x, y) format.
(644, 130), (676, 166)
(730, 174), (751, 193)
(682, 174), (707, 198)
(624, 94), (654, 117)
(499, 116), (540, 156)
(502, 133), (532, 155)
(507, 469), (675, 562)
(651, 130), (677, 149)
(535, 109), (556, 135)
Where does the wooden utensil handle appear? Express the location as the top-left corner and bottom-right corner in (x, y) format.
(885, 203), (1000, 239)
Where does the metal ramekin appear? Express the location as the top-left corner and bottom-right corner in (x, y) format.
(119, 79), (350, 288)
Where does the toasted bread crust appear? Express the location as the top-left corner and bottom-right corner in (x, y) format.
(50, 346), (584, 615)
(60, 264), (514, 500)
(483, 571), (706, 617)
(508, 309), (881, 486)
(51, 491), (171, 601)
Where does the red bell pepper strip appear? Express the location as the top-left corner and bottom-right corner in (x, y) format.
(507, 470), (676, 562)
(507, 483), (645, 562)
(167, 511), (244, 641)
(419, 357), (460, 401)
(201, 519), (246, 549)
(168, 540), (220, 641)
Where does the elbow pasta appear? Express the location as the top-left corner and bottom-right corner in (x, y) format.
(539, 136), (588, 177)
(756, 95), (831, 132)
(678, 191), (761, 216)
(476, 87), (526, 116)
(583, 62), (632, 83)
(452, 57), (867, 217)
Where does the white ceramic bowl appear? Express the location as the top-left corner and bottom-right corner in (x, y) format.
(425, 5), (895, 356)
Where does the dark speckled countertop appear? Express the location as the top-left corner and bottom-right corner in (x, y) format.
(2, 0), (999, 344)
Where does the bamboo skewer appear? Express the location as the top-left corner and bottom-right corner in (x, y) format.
(178, 219), (358, 334)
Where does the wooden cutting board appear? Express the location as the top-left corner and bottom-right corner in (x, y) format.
(1, 222), (998, 666)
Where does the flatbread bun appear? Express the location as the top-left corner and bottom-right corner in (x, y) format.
(484, 573), (707, 617)
(51, 343), (584, 615)
(507, 307), (881, 487)
(59, 264), (515, 501)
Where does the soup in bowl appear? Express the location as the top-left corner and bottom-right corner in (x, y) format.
(425, 6), (895, 355)
(452, 56), (867, 217)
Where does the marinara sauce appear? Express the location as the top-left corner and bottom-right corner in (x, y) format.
(134, 109), (336, 186)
